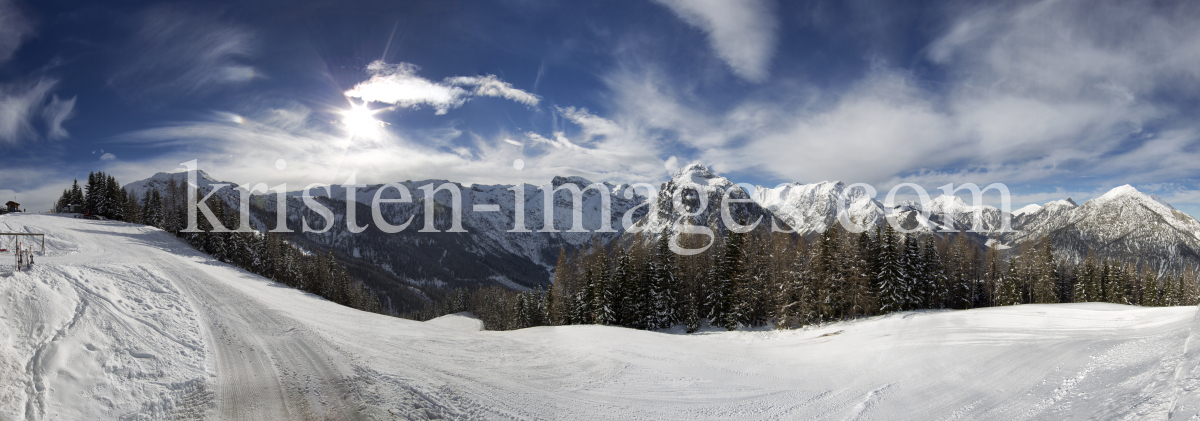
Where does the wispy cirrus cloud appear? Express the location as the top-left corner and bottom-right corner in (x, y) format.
(651, 0), (778, 82)
(0, 79), (76, 145)
(109, 5), (257, 101)
(0, 0), (34, 65)
(42, 94), (75, 140)
(345, 61), (539, 114)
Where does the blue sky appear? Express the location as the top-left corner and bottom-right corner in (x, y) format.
(2, 0), (1200, 216)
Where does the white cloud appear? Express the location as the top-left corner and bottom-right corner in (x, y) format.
(108, 99), (667, 192)
(576, 0), (1200, 209)
(446, 74), (540, 106)
(42, 94), (76, 140)
(100, 153), (116, 161)
(0, 0), (33, 65)
(345, 61), (539, 115)
(110, 5), (257, 100)
(0, 79), (75, 145)
(652, 0), (778, 82)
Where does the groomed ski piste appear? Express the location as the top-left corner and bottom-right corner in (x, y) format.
(1, 213), (1199, 420)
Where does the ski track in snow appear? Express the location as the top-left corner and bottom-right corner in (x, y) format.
(1, 213), (1200, 420)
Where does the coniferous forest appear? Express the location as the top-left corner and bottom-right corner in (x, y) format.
(410, 223), (1200, 332)
(55, 173), (383, 313)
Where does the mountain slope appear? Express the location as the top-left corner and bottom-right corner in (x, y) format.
(125, 170), (1200, 305)
(752, 180), (885, 235)
(2, 213), (1199, 419)
(1042, 185), (1200, 269)
(632, 164), (775, 243)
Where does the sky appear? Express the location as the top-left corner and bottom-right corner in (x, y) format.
(2, 0), (1200, 216)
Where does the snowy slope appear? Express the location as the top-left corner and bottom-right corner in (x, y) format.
(1012, 203), (1042, 217)
(2, 213), (1200, 419)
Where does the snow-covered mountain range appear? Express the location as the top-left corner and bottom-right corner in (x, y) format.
(126, 164), (1200, 311)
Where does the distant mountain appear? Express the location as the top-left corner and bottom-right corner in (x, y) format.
(751, 180), (885, 235)
(126, 167), (1200, 312)
(629, 163), (774, 244)
(124, 170), (238, 198)
(1017, 186), (1200, 270)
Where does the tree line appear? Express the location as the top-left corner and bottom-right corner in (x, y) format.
(57, 173), (382, 313)
(409, 223), (1200, 331)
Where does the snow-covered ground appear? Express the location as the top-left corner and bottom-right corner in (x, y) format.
(1, 213), (1199, 420)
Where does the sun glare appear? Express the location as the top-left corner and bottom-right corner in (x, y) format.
(341, 103), (382, 139)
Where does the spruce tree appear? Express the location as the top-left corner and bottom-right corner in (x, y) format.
(709, 228), (745, 330)
(84, 172), (98, 213)
(813, 225), (842, 321)
(922, 236), (947, 309)
(876, 224), (905, 313)
(1072, 265), (1088, 303)
(684, 292), (700, 333)
(1033, 240), (1058, 304)
(591, 253), (616, 325)
(649, 231), (679, 329)
(947, 233), (973, 309)
(70, 179), (84, 208)
(901, 235), (922, 310)
(996, 261), (1022, 306)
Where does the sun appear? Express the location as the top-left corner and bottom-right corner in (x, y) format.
(341, 103), (383, 139)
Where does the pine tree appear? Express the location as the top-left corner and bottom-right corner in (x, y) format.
(591, 253), (616, 325)
(124, 189), (141, 223)
(70, 179), (84, 209)
(876, 224), (905, 313)
(947, 233), (973, 309)
(709, 228), (745, 330)
(648, 232), (678, 329)
(1072, 265), (1087, 303)
(813, 224), (842, 321)
(844, 230), (878, 317)
(684, 292), (700, 333)
(549, 248), (569, 325)
(901, 235), (922, 310)
(923, 236), (947, 309)
(105, 176), (124, 220)
(622, 251), (649, 329)
(1144, 270), (1161, 306)
(996, 260), (1022, 306)
(1032, 240), (1058, 304)
(84, 172), (99, 213)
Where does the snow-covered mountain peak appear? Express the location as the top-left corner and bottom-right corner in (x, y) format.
(1084, 184), (1177, 216)
(1011, 204), (1041, 217)
(124, 170), (238, 198)
(671, 163), (730, 188)
(674, 162), (713, 177)
(925, 195), (982, 214)
(1094, 184), (1142, 202)
(550, 175), (597, 189)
